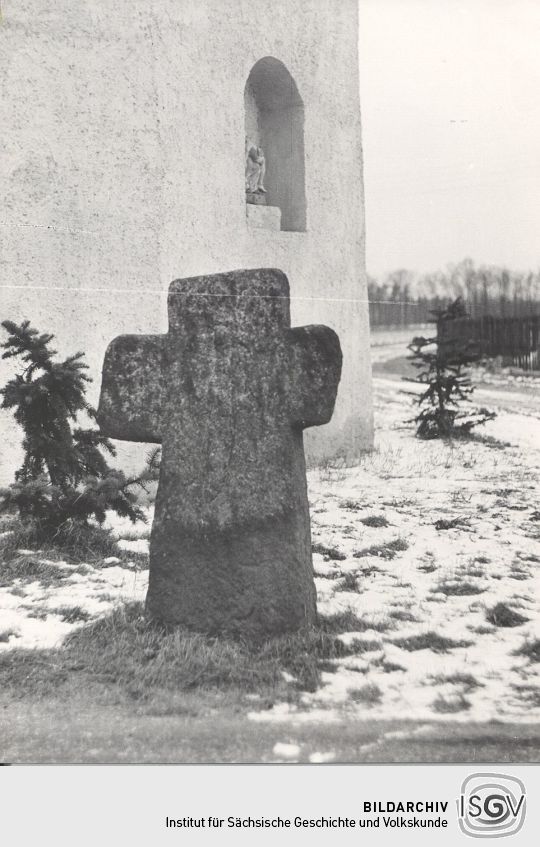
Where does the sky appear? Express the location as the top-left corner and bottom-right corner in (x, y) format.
(358, 0), (540, 277)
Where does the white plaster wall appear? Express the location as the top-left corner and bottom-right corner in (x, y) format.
(0, 0), (373, 484)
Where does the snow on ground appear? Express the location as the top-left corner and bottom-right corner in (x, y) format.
(0, 510), (151, 651)
(0, 506), (152, 652)
(0, 562), (148, 651)
(471, 362), (540, 391)
(1, 334), (538, 725)
(302, 417), (540, 724)
(255, 345), (540, 726)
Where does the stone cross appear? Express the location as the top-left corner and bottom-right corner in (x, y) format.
(98, 268), (342, 638)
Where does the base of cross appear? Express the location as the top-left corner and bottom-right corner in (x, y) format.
(246, 190), (267, 205)
(146, 507), (318, 639)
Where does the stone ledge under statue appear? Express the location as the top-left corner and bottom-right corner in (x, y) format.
(246, 191), (266, 206)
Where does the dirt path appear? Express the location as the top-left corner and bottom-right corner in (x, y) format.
(371, 327), (540, 450)
(1, 698), (538, 763)
(375, 374), (540, 419)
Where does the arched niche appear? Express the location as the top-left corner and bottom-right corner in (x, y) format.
(244, 57), (306, 232)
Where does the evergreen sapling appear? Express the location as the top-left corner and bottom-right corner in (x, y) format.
(406, 298), (496, 439)
(0, 320), (147, 536)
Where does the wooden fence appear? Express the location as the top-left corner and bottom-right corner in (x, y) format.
(368, 295), (449, 328)
(368, 289), (540, 329)
(437, 314), (540, 371)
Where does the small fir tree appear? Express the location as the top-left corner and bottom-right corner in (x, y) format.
(406, 298), (496, 439)
(0, 320), (146, 535)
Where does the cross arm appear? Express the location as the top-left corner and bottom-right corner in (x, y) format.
(287, 325), (342, 429)
(97, 334), (166, 443)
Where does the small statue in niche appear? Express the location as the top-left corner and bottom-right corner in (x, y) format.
(245, 137), (266, 195)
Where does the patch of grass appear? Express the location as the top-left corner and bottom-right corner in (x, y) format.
(360, 514), (389, 528)
(358, 564), (384, 577)
(389, 609), (418, 623)
(335, 572), (359, 592)
(342, 663), (368, 674)
(495, 500), (527, 511)
(318, 660), (338, 674)
(382, 498), (415, 508)
(314, 570), (342, 581)
(141, 701), (201, 718)
(317, 460), (347, 484)
(512, 685), (540, 708)
(516, 552), (539, 563)
(319, 610), (389, 634)
(349, 639), (382, 653)
(392, 631), (472, 654)
(340, 499), (362, 512)
(486, 603), (529, 628)
(418, 562), (437, 573)
(434, 581), (485, 596)
(312, 542), (346, 561)
(451, 490), (473, 505)
(116, 527), (151, 542)
(1, 522), (123, 564)
(431, 673), (481, 693)
(462, 566), (485, 578)
(379, 660), (406, 673)
(0, 521), (148, 589)
(0, 554), (70, 588)
(514, 639), (540, 663)
(434, 517), (469, 531)
(348, 683), (382, 706)
(0, 602), (363, 703)
(260, 632), (357, 693)
(0, 629), (18, 643)
(432, 693), (471, 713)
(465, 433), (511, 450)
(50, 606), (92, 624)
(20, 605), (49, 620)
(509, 594), (533, 607)
(353, 537), (409, 560)
(116, 551), (150, 571)
(509, 569), (530, 581)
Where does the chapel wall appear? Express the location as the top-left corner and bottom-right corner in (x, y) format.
(0, 0), (372, 484)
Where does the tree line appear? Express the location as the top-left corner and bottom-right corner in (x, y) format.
(368, 258), (540, 328)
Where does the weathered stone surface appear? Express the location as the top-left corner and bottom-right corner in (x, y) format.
(98, 334), (165, 443)
(98, 268), (342, 637)
(245, 191), (266, 205)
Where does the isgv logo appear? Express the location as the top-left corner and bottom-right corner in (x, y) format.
(458, 773), (526, 838)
